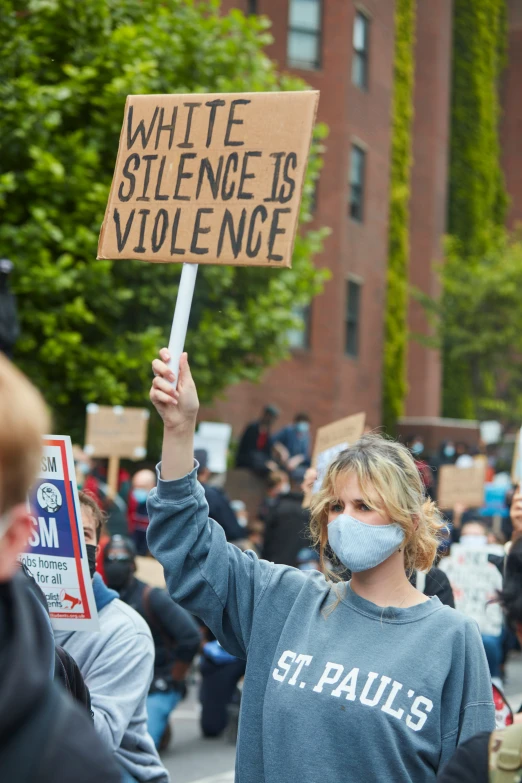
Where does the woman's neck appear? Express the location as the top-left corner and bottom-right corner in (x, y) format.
(350, 553), (428, 608)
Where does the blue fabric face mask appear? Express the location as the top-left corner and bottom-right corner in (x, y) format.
(132, 488), (149, 505)
(327, 514), (405, 573)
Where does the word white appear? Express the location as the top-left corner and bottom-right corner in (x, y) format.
(273, 650), (433, 732)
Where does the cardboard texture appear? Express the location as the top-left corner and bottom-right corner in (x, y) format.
(98, 91), (319, 268)
(135, 556), (166, 588)
(303, 413), (366, 505)
(437, 462), (487, 510)
(84, 405), (149, 459)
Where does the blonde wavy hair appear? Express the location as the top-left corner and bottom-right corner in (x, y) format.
(309, 433), (445, 578)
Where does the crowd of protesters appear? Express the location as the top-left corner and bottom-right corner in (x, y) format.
(5, 346), (522, 781)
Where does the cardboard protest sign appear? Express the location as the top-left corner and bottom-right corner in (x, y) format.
(135, 556), (166, 589)
(439, 544), (504, 636)
(84, 404), (149, 459)
(22, 436), (99, 631)
(312, 413), (366, 493)
(98, 91), (319, 268)
(194, 421), (232, 474)
(437, 461), (486, 509)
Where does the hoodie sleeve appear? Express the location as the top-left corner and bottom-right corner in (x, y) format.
(87, 617), (154, 751)
(147, 463), (278, 659)
(440, 617), (495, 768)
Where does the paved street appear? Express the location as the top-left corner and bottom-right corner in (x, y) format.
(161, 685), (236, 783)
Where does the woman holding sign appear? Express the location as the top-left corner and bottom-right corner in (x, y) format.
(147, 349), (494, 783)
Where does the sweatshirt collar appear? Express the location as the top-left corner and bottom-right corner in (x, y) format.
(93, 573), (118, 611)
(340, 581), (443, 624)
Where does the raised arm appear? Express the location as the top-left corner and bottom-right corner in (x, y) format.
(148, 349), (293, 658)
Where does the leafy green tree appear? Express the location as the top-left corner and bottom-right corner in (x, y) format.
(444, 0), (507, 418)
(415, 229), (522, 424)
(0, 0), (328, 443)
(382, 0), (416, 433)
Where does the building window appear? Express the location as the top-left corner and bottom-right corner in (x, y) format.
(345, 280), (361, 358)
(287, 0), (322, 70)
(349, 144), (366, 221)
(352, 11), (370, 90)
(247, 0), (258, 14)
(287, 304), (311, 350)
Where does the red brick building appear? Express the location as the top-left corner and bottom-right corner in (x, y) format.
(203, 0), (451, 438)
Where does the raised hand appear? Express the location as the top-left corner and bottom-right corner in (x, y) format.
(150, 349), (199, 431)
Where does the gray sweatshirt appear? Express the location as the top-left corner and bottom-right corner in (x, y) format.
(147, 465), (495, 783)
(55, 575), (169, 783)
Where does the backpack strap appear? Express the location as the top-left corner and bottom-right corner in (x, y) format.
(490, 724), (522, 782)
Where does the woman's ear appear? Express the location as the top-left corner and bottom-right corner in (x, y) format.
(412, 514), (420, 531)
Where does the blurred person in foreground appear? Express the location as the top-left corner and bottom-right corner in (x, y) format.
(103, 534), (200, 750)
(235, 404), (280, 476)
(55, 492), (168, 783)
(0, 354), (121, 782)
(128, 469), (156, 556)
(437, 537), (522, 782)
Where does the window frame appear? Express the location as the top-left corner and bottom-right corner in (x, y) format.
(349, 143), (367, 222)
(287, 303), (312, 352)
(352, 9), (370, 91)
(287, 0), (323, 71)
(345, 278), (362, 359)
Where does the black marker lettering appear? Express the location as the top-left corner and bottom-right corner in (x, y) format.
(217, 209), (246, 259)
(151, 209), (169, 253)
(221, 153), (238, 200)
(196, 156), (224, 200)
(113, 208), (136, 251)
(118, 153), (140, 202)
(268, 207), (291, 262)
(174, 153), (197, 201)
(154, 106), (178, 150)
(264, 152), (285, 202)
(246, 205), (268, 258)
(154, 156), (169, 201)
(170, 208), (185, 255)
(178, 102), (202, 149)
(238, 151), (262, 200)
(205, 99), (226, 148)
(224, 99), (250, 147)
(190, 208), (214, 255)
(133, 209), (151, 254)
(127, 105), (160, 150)
(279, 153), (297, 203)
(136, 154), (158, 202)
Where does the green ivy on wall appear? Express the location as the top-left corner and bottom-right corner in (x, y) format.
(382, 0), (416, 434)
(443, 0), (508, 419)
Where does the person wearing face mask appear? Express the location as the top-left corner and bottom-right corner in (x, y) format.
(55, 492), (169, 783)
(257, 470), (291, 524)
(128, 469), (157, 556)
(103, 535), (200, 750)
(272, 413), (312, 481)
(405, 434), (435, 500)
(147, 348), (494, 783)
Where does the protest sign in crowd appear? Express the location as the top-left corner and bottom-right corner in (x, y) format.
(3, 84), (522, 783)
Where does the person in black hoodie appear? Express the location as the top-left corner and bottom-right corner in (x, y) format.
(261, 479), (311, 567)
(104, 534), (201, 750)
(0, 353), (121, 783)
